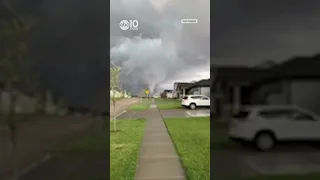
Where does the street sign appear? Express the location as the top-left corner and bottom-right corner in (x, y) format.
(145, 89), (149, 95)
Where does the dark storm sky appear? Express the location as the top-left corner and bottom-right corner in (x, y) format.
(10, 0), (111, 109)
(211, 0), (320, 66)
(6, 0), (320, 109)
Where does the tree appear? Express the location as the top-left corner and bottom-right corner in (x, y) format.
(0, 14), (36, 180)
(110, 66), (121, 131)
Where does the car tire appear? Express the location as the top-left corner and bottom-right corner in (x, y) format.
(189, 103), (196, 110)
(255, 132), (275, 151)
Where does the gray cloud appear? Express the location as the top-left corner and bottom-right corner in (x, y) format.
(110, 0), (210, 94)
(212, 0), (320, 66)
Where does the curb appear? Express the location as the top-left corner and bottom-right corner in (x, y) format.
(20, 154), (52, 176)
(1, 118), (97, 180)
(3, 153), (51, 180)
(110, 110), (127, 120)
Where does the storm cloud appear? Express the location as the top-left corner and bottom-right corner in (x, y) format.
(11, 0), (112, 108)
(110, 0), (210, 94)
(212, 0), (320, 66)
(3, 0), (210, 109)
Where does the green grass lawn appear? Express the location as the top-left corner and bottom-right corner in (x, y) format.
(57, 119), (145, 180)
(164, 117), (210, 180)
(210, 120), (240, 149)
(129, 99), (152, 111)
(155, 98), (182, 110)
(56, 127), (108, 155)
(110, 119), (145, 180)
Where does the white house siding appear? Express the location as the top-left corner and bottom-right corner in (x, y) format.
(0, 91), (59, 114)
(257, 79), (320, 115)
(0, 91), (37, 113)
(172, 91), (178, 98)
(187, 86), (210, 97)
(201, 87), (210, 97)
(166, 92), (173, 98)
(187, 87), (201, 95)
(291, 80), (320, 115)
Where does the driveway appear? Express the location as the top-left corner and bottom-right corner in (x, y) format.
(212, 143), (320, 179)
(160, 108), (210, 118)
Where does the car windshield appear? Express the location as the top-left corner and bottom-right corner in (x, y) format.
(233, 110), (250, 118)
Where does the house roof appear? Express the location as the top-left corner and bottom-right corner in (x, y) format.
(186, 79), (211, 89)
(175, 82), (193, 90)
(212, 66), (269, 86)
(251, 54), (320, 85)
(212, 54), (320, 88)
(164, 89), (173, 93)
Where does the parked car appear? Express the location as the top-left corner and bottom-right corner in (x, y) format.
(181, 95), (210, 109)
(228, 105), (320, 151)
(153, 95), (160, 98)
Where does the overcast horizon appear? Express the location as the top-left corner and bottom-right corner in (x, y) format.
(212, 0), (320, 66)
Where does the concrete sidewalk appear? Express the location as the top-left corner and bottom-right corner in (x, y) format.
(135, 101), (185, 180)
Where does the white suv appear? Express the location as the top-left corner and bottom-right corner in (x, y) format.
(181, 95), (210, 109)
(228, 105), (320, 151)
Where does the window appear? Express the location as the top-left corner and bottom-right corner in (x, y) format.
(233, 110), (250, 119)
(259, 109), (315, 121)
(259, 109), (292, 119)
(191, 96), (202, 99)
(200, 95), (209, 100)
(192, 87), (200, 91)
(291, 111), (315, 121)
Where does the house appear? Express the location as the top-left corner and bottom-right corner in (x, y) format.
(211, 66), (269, 116)
(248, 54), (320, 115)
(163, 89), (174, 98)
(174, 82), (192, 98)
(212, 54), (320, 117)
(185, 79), (211, 97)
(174, 79), (211, 98)
(0, 88), (62, 114)
(0, 90), (37, 113)
(110, 90), (131, 98)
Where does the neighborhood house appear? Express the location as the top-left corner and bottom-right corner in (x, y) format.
(211, 66), (268, 116)
(162, 90), (174, 98)
(212, 54), (320, 118)
(174, 79), (210, 99)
